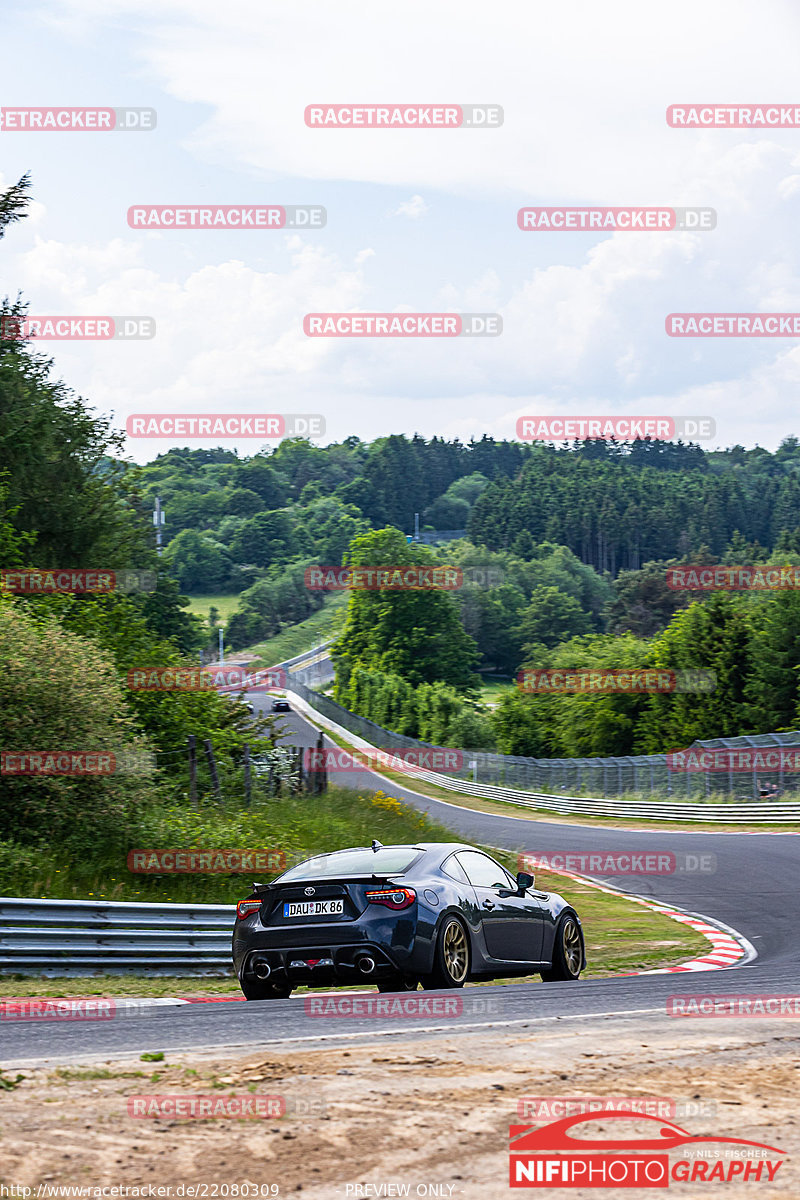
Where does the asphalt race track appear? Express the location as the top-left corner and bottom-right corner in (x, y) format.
(6, 696), (799, 1066)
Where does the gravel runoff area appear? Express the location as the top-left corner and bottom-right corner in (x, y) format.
(0, 1010), (796, 1198)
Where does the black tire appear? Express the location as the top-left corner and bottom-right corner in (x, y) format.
(540, 913), (583, 982)
(421, 915), (469, 989)
(240, 976), (293, 1001)
(377, 976), (420, 993)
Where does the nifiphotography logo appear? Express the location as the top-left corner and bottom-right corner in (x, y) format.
(508, 1111), (786, 1187)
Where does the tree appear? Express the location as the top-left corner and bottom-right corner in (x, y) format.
(747, 591), (800, 731)
(605, 561), (691, 637)
(229, 510), (305, 567)
(0, 173), (31, 238)
(635, 595), (754, 752)
(237, 456), (286, 507)
(0, 598), (154, 852)
(332, 527), (481, 696)
(423, 494), (470, 529)
(163, 529), (231, 592)
(516, 586), (592, 653)
(225, 487), (263, 517)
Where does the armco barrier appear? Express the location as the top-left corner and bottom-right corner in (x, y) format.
(399, 770), (800, 823)
(276, 647), (800, 808)
(0, 897), (235, 976)
(283, 684), (800, 824)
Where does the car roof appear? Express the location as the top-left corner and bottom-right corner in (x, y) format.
(302, 842), (478, 860)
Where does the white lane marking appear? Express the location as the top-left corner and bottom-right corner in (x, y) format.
(1, 1007), (669, 1068)
(175, 1006), (668, 1046)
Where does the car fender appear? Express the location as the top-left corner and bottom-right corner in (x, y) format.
(537, 893), (584, 966)
(420, 905), (480, 975)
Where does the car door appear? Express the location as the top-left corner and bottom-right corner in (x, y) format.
(455, 851), (544, 963)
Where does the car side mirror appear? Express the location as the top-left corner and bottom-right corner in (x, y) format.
(516, 871), (534, 893)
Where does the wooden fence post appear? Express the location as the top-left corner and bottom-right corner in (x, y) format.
(314, 732), (327, 794)
(188, 735), (198, 810)
(243, 744), (251, 806)
(203, 739), (223, 805)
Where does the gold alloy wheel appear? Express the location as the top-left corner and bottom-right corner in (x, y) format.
(442, 918), (469, 983)
(562, 917), (583, 976)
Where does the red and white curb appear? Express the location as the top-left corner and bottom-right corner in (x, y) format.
(542, 863), (753, 974)
(0, 990), (374, 1019)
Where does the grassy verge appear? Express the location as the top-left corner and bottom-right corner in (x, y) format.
(184, 594), (243, 625)
(478, 673), (514, 708)
(0, 860), (708, 996)
(0, 786), (709, 993)
(243, 594), (347, 669)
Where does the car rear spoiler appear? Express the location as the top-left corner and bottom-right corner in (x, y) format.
(250, 875), (401, 894)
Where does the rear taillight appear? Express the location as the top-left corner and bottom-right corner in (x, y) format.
(365, 887), (416, 910)
(236, 898), (262, 920)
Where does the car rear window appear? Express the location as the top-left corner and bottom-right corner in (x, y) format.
(277, 847), (423, 881)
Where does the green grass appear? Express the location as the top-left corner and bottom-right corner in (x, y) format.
(0, 857), (707, 995)
(478, 673), (514, 707)
(245, 593), (348, 668)
(184, 593), (243, 626)
(0, 786), (439, 905)
(0, 785), (709, 990)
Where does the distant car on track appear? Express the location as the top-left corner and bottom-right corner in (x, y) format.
(271, 698), (291, 713)
(232, 841), (585, 1000)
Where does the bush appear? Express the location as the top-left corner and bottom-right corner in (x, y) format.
(0, 598), (156, 852)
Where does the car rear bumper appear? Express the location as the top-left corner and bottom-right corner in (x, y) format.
(234, 939), (414, 985)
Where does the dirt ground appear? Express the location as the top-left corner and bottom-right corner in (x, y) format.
(0, 1013), (797, 1198)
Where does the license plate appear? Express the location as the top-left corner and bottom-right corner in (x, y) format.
(283, 899), (344, 918)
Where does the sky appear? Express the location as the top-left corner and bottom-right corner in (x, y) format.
(2, 0), (800, 460)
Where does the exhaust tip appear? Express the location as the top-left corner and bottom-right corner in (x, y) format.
(356, 955), (376, 975)
(252, 959), (271, 980)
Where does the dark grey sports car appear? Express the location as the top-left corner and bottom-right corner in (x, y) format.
(233, 841), (585, 999)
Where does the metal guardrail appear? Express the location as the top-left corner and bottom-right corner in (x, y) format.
(0, 897), (236, 976)
(284, 671), (800, 808)
(286, 685), (800, 824)
(406, 770), (800, 823)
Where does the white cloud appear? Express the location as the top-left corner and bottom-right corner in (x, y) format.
(391, 195), (429, 219)
(43, 0), (800, 196)
(6, 0), (800, 453)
